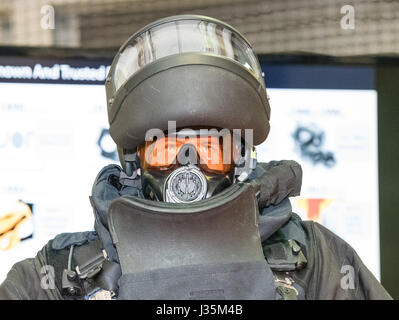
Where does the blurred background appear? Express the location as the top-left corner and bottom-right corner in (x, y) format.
(0, 0), (399, 54)
(0, 0), (398, 298)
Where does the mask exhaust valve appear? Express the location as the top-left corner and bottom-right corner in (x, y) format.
(164, 165), (207, 203)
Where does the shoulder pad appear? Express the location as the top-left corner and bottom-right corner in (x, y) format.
(51, 231), (98, 251)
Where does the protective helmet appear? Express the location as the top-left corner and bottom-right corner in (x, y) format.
(105, 15), (271, 171)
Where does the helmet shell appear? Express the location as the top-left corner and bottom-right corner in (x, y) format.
(106, 15), (271, 154)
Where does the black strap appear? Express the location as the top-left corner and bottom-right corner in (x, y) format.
(118, 171), (141, 188)
(75, 250), (107, 280)
(61, 245), (83, 297)
(54, 235), (121, 299)
(91, 260), (121, 293)
(263, 239), (307, 272)
(262, 231), (308, 300)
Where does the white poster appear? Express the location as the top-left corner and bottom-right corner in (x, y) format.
(0, 82), (117, 282)
(257, 88), (380, 279)
(0, 83), (380, 283)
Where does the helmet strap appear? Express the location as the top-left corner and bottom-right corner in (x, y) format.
(123, 152), (139, 177)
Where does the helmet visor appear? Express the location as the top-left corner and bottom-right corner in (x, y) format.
(112, 18), (263, 93)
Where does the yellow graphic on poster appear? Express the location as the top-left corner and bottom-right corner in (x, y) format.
(295, 198), (334, 223)
(0, 201), (33, 251)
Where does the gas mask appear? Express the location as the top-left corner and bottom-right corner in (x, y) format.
(137, 129), (254, 203)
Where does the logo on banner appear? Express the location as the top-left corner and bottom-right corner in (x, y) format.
(0, 131), (34, 149)
(97, 128), (118, 161)
(295, 198), (335, 223)
(292, 124), (336, 168)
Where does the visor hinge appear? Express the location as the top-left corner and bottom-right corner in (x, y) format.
(236, 147), (257, 182)
(124, 152), (139, 177)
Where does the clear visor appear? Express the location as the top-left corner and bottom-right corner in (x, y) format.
(112, 19), (263, 92)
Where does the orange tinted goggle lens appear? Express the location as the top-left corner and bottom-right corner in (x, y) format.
(137, 136), (235, 174)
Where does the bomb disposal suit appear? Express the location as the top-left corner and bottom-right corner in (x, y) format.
(0, 15), (392, 300)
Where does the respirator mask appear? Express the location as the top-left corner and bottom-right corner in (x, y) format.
(137, 129), (255, 203)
